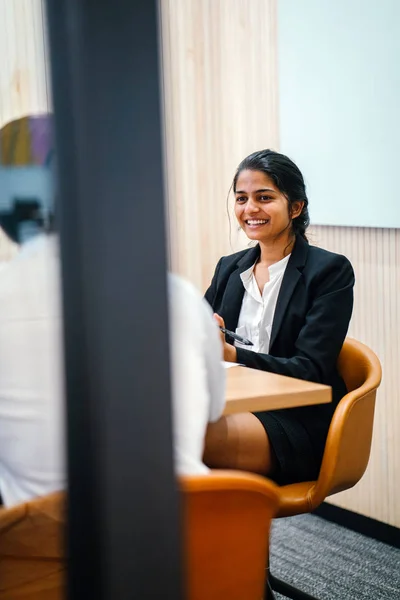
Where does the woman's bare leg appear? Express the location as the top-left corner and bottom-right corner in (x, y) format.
(203, 413), (276, 476)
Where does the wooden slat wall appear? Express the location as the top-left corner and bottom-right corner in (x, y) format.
(159, 0), (279, 290)
(311, 226), (400, 526)
(0, 0), (50, 130)
(160, 0), (400, 526)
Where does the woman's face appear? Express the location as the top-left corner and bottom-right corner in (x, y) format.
(234, 169), (300, 244)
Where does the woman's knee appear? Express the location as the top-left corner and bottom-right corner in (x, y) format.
(203, 412), (276, 476)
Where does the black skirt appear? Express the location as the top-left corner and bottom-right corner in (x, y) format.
(253, 405), (332, 485)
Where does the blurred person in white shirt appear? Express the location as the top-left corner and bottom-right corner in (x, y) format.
(0, 232), (225, 507)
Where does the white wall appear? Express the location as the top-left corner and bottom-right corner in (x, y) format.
(278, 0), (400, 228)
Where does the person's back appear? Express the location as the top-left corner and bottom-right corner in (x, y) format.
(0, 234), (65, 506)
(0, 236), (225, 506)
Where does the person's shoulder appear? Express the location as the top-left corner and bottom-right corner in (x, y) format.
(305, 242), (355, 288)
(0, 234), (59, 294)
(168, 273), (213, 318)
(307, 243), (353, 271)
(168, 272), (202, 304)
(168, 273), (219, 351)
(217, 247), (255, 269)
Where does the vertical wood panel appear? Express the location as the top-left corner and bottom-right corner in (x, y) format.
(160, 0), (278, 290)
(0, 0), (50, 130)
(311, 226), (400, 527)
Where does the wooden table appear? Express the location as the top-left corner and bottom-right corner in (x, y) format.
(224, 365), (331, 415)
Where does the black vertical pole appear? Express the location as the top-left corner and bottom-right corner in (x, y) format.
(45, 1), (182, 598)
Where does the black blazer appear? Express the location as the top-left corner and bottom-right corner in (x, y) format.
(205, 235), (355, 407)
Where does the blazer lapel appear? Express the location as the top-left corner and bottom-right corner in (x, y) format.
(221, 245), (260, 333)
(269, 236), (309, 349)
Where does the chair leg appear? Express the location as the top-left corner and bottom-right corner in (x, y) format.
(265, 576), (277, 599)
(269, 572), (320, 600)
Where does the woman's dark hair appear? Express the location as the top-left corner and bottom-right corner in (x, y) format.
(232, 149), (310, 241)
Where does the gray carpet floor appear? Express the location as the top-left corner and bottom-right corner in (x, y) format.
(270, 514), (400, 600)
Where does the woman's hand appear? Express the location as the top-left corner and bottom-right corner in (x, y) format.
(213, 313), (237, 363)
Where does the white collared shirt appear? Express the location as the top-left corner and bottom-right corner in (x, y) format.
(235, 254), (291, 354)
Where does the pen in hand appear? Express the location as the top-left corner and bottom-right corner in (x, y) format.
(219, 327), (253, 346)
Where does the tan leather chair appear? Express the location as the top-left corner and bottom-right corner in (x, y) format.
(180, 470), (280, 600)
(0, 492), (65, 600)
(0, 474), (279, 600)
(270, 337), (382, 599)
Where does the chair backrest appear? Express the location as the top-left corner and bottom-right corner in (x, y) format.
(0, 492), (65, 600)
(179, 470), (280, 600)
(0, 475), (279, 600)
(310, 337), (382, 507)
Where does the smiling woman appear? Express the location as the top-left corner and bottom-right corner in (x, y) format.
(204, 149), (355, 485)
(233, 150), (309, 247)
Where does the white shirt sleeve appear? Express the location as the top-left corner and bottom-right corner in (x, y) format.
(168, 274), (225, 475)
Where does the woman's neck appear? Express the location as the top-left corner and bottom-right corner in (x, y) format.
(258, 234), (295, 267)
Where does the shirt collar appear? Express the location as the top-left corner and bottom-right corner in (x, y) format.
(240, 253), (291, 285)
(268, 253), (291, 277)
